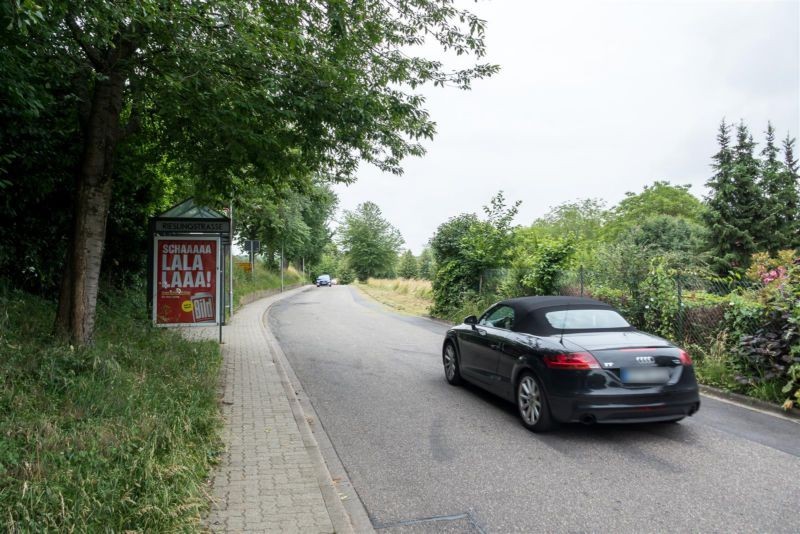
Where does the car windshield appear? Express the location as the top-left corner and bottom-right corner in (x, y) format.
(544, 309), (630, 330)
(318, 275), (330, 281)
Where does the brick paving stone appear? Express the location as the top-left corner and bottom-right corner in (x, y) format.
(180, 289), (335, 533)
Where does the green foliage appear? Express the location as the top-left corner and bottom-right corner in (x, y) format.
(617, 215), (708, 260)
(398, 250), (418, 279)
(430, 260), (476, 317)
(429, 192), (520, 316)
(337, 268), (355, 285)
(312, 245), (341, 282)
(689, 333), (744, 392)
(338, 202), (404, 281)
(237, 182), (338, 268)
(0, 282), (222, 531)
(528, 198), (608, 266)
(460, 192), (521, 276)
(1, 0), (497, 340)
(501, 237), (575, 297)
(605, 182), (706, 238)
(733, 264), (800, 406)
(417, 248), (434, 280)
(704, 120), (764, 274)
(640, 260), (680, 339)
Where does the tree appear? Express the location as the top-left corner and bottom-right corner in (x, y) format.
(705, 120), (760, 274)
(2, 1), (496, 344)
(429, 192), (520, 315)
(338, 202), (404, 281)
(620, 215), (708, 258)
(528, 198), (608, 266)
(418, 248), (434, 280)
(756, 123), (800, 254)
(236, 182), (337, 269)
(606, 182), (706, 237)
(779, 133), (800, 249)
(461, 192), (521, 292)
(398, 250), (418, 279)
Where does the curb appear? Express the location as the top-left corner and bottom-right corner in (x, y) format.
(260, 287), (376, 534)
(699, 384), (800, 422)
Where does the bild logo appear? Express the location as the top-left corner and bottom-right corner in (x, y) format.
(636, 356), (655, 364)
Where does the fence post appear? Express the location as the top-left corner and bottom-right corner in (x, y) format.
(579, 265), (585, 297)
(675, 270), (683, 342)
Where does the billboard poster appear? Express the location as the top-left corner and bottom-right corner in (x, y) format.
(153, 236), (220, 326)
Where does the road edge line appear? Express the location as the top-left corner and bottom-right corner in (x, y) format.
(699, 385), (800, 423)
(260, 288), (376, 534)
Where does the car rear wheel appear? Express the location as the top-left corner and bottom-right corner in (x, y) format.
(443, 342), (462, 386)
(517, 372), (553, 432)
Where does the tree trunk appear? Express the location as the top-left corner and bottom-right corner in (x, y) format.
(55, 72), (125, 345)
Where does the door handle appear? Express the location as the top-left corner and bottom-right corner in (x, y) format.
(477, 329), (487, 336)
(490, 343), (501, 350)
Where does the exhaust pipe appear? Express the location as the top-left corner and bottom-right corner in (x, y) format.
(579, 414), (596, 425)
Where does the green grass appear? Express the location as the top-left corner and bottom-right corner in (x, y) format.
(0, 281), (222, 531)
(232, 260), (306, 310)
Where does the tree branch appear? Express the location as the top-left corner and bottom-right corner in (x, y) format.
(65, 15), (106, 70)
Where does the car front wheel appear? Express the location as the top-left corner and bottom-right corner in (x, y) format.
(443, 342), (462, 386)
(517, 372), (553, 432)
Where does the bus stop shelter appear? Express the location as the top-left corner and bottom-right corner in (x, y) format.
(147, 199), (232, 341)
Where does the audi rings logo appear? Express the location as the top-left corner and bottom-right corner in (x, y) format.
(636, 356), (655, 364)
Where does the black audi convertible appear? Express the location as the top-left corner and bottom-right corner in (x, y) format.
(442, 296), (700, 432)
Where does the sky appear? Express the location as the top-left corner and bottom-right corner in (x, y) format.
(332, 0), (800, 254)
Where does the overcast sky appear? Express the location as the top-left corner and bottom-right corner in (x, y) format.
(333, 0), (800, 254)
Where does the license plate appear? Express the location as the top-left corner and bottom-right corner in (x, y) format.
(621, 367), (670, 384)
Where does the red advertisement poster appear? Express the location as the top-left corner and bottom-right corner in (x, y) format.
(153, 236), (219, 325)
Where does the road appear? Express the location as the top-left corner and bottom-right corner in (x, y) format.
(269, 286), (800, 533)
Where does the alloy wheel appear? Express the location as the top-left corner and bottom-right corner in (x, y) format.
(444, 344), (457, 380)
(518, 375), (542, 425)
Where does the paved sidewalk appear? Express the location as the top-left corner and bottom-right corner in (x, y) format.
(181, 287), (346, 533)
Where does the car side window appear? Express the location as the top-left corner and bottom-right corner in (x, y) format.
(480, 305), (515, 330)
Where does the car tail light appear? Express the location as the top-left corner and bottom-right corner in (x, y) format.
(543, 352), (600, 370)
(678, 350), (693, 366)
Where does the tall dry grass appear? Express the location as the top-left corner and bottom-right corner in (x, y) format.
(356, 278), (433, 316)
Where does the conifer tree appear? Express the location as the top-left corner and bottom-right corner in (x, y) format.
(759, 122), (785, 254)
(705, 120), (758, 274)
(781, 134), (800, 249)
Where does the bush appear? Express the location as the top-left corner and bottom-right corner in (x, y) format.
(337, 268), (355, 285)
(500, 237), (574, 298)
(733, 265), (800, 407)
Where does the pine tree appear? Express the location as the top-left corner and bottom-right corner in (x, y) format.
(759, 122), (785, 254)
(705, 120), (759, 274)
(398, 249), (419, 279)
(781, 134), (800, 249)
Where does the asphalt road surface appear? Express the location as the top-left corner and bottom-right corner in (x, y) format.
(269, 286), (800, 533)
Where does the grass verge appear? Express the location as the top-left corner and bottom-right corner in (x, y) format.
(354, 278), (433, 316)
(0, 281), (222, 531)
(232, 261), (305, 310)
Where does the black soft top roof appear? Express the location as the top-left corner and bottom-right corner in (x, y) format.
(499, 296), (611, 313)
(491, 296), (628, 336)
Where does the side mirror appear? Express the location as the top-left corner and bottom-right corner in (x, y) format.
(464, 315), (478, 326)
